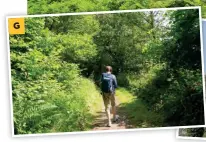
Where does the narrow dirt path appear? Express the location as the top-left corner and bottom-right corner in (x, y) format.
(92, 89), (135, 131)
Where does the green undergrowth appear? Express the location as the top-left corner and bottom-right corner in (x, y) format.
(13, 74), (102, 134)
(116, 88), (164, 128)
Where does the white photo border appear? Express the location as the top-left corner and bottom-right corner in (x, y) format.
(6, 6), (206, 138)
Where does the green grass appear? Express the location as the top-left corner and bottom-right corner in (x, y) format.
(116, 87), (164, 128)
(116, 88), (136, 103)
(77, 79), (103, 130)
(89, 89), (103, 117)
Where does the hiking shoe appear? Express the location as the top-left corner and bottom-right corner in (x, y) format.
(106, 124), (111, 127)
(106, 122), (112, 127)
(112, 115), (119, 123)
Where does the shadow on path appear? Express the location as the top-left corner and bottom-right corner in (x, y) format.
(92, 99), (135, 131)
(91, 88), (163, 131)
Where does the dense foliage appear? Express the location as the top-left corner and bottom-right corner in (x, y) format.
(10, 9), (204, 134)
(179, 127), (205, 137)
(27, 0), (206, 17)
(10, 17), (102, 134)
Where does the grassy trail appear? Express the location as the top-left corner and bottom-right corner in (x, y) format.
(116, 88), (163, 128)
(91, 88), (163, 131)
(92, 88), (134, 131)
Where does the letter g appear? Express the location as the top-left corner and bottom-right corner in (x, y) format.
(13, 22), (20, 29)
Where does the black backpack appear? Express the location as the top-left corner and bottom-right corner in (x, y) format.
(101, 73), (113, 93)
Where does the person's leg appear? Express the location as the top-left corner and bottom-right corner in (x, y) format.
(102, 93), (112, 126)
(111, 93), (117, 121)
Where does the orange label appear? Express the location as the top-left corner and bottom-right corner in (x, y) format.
(8, 18), (25, 35)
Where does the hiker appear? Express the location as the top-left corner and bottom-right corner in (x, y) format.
(101, 66), (118, 127)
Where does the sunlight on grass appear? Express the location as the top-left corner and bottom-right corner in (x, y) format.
(91, 93), (103, 116)
(116, 88), (164, 128)
(116, 88), (136, 103)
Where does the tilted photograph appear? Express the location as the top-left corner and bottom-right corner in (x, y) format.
(27, 0), (206, 17)
(7, 7), (205, 136)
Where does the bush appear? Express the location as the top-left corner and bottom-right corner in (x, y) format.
(13, 69), (101, 134)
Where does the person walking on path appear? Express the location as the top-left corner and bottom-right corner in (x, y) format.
(101, 66), (118, 127)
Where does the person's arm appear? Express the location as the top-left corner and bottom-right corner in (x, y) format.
(113, 75), (118, 88)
